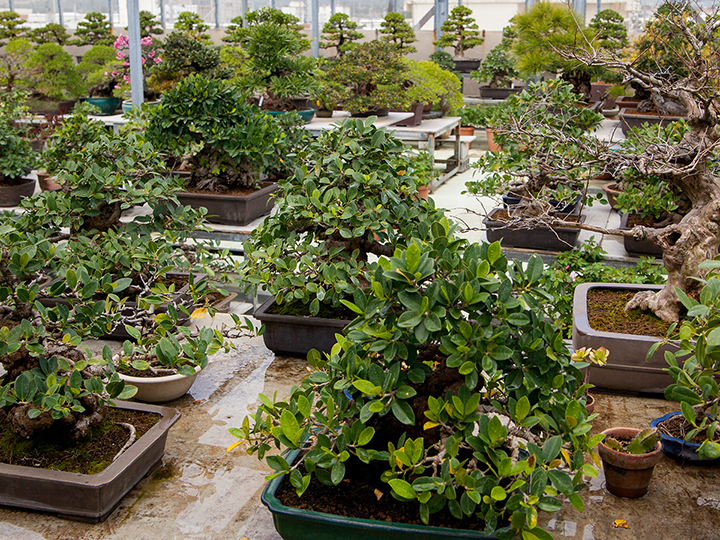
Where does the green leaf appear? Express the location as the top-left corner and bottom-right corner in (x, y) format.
(353, 379), (382, 396)
(388, 478), (417, 500)
(391, 399), (415, 425)
(515, 395), (530, 421)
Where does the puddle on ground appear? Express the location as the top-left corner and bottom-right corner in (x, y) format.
(174, 462), (266, 538)
(196, 342), (275, 448)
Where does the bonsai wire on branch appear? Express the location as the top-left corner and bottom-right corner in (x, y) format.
(469, 1), (720, 323)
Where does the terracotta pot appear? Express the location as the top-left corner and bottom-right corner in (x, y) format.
(598, 427), (662, 498)
(485, 128), (502, 152)
(417, 184), (430, 200)
(37, 171), (62, 191)
(0, 178), (35, 207)
(601, 182), (622, 210)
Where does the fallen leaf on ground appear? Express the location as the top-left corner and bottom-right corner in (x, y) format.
(374, 489), (383, 501)
(612, 519), (629, 529)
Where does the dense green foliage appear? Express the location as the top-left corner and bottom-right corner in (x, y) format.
(320, 13), (364, 57)
(379, 12), (417, 54)
(434, 5), (484, 57)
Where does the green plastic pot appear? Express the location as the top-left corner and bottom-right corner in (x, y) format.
(84, 97), (121, 115)
(261, 451), (497, 540)
(264, 108), (316, 124)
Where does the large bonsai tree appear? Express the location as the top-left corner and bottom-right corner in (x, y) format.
(379, 12), (417, 54)
(71, 12), (114, 46)
(471, 2), (720, 323)
(433, 5), (484, 58)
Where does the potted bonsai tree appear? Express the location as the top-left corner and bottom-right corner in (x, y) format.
(240, 117), (447, 356)
(229, 7), (319, 121)
(379, 12), (417, 54)
(0, 89), (36, 205)
(70, 11), (114, 46)
(401, 59), (464, 121)
(470, 26), (520, 100)
(433, 5), (485, 72)
(324, 40), (408, 117)
(145, 74), (295, 225)
(232, 228), (601, 538)
(23, 42), (85, 114)
(467, 79), (605, 251)
(320, 12), (364, 58)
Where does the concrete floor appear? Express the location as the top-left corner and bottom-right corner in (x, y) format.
(3, 121), (716, 539)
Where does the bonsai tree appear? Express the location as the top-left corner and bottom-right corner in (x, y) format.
(429, 49), (460, 80)
(138, 10), (164, 40)
(320, 12), (364, 57)
(173, 11), (210, 41)
(239, 118), (446, 315)
(324, 40), (407, 115)
(403, 59), (463, 114)
(379, 12), (417, 54)
(470, 26), (518, 89)
(229, 7), (319, 111)
(28, 23), (70, 46)
(71, 12), (114, 47)
(0, 100), (36, 186)
(433, 5), (484, 58)
(149, 28), (229, 93)
(0, 37), (32, 92)
(25, 43), (85, 101)
(469, 3), (720, 323)
(145, 75), (291, 192)
(509, 1), (600, 101)
(234, 220), (600, 538)
(588, 9), (627, 85)
(77, 44), (119, 97)
(0, 11), (27, 46)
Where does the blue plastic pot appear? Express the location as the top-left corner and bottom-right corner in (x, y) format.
(651, 412), (720, 464)
(264, 108), (316, 124)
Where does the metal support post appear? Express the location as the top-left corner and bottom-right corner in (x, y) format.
(108, 0), (113, 27)
(573, 0), (586, 23)
(330, 0), (335, 15)
(214, 0), (219, 28)
(434, 0), (448, 49)
(127, 0), (144, 107)
(57, 0), (63, 26)
(311, 0), (319, 57)
(159, 0), (165, 28)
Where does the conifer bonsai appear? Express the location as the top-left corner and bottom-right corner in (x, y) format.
(433, 5), (484, 58)
(320, 12), (364, 57)
(379, 12), (417, 54)
(71, 12), (114, 47)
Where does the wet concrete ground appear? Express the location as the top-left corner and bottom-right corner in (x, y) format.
(1, 333), (719, 540)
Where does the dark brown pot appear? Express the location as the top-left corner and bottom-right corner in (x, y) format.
(453, 59), (481, 73)
(175, 182), (278, 226)
(598, 427), (662, 498)
(618, 108), (684, 137)
(620, 213), (663, 258)
(254, 297), (349, 357)
(478, 87), (522, 100)
(316, 109), (333, 118)
(395, 103), (424, 127)
(0, 178), (36, 207)
(0, 401), (180, 522)
(483, 207), (584, 252)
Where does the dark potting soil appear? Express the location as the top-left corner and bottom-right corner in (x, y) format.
(656, 414), (708, 445)
(0, 408), (159, 474)
(275, 458), (488, 531)
(268, 301), (355, 321)
(587, 288), (671, 337)
(626, 214), (660, 228)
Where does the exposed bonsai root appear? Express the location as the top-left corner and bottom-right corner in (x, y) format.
(113, 422), (137, 461)
(7, 404), (54, 439)
(624, 289), (680, 323)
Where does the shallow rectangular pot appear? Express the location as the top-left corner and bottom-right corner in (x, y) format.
(620, 213), (663, 258)
(262, 451), (497, 540)
(0, 400), (180, 522)
(176, 182), (278, 226)
(483, 207), (584, 251)
(572, 283), (677, 393)
(254, 297), (349, 358)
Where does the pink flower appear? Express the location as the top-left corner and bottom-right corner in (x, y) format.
(154, 57), (161, 63)
(116, 52), (125, 59)
(569, 271), (578, 280)
(111, 70), (117, 77)
(141, 57), (146, 65)
(104, 71), (108, 76)
(148, 50), (155, 58)
(123, 61), (129, 66)
(140, 36), (152, 46)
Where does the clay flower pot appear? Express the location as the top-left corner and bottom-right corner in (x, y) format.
(598, 427), (662, 498)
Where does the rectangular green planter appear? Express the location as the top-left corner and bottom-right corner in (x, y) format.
(262, 456), (497, 540)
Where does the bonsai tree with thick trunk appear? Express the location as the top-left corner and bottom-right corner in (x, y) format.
(470, 1), (720, 323)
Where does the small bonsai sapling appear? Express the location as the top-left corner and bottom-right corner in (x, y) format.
(71, 12), (114, 47)
(379, 12), (417, 54)
(320, 13), (364, 57)
(433, 5), (484, 58)
(604, 429), (660, 454)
